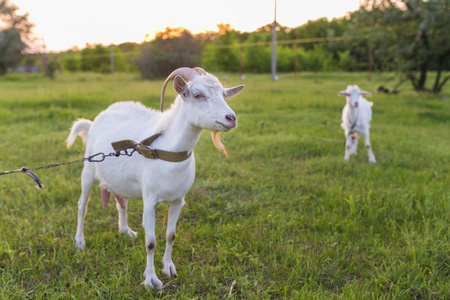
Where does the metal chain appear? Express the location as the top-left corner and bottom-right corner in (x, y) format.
(0, 145), (137, 176)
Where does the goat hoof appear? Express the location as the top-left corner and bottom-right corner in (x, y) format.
(121, 228), (137, 239)
(75, 236), (85, 250)
(163, 262), (178, 278)
(142, 276), (163, 290)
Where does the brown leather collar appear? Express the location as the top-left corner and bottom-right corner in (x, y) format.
(111, 132), (192, 162)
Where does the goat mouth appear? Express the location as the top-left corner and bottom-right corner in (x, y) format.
(215, 121), (235, 130)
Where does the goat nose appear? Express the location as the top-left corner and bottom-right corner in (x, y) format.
(226, 114), (236, 122)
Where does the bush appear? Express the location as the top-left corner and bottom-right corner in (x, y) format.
(45, 59), (59, 79)
(243, 46), (271, 73)
(277, 46), (295, 72)
(297, 45), (337, 71)
(338, 50), (358, 71)
(202, 25), (241, 72)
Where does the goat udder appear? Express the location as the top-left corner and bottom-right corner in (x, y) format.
(101, 188), (111, 208)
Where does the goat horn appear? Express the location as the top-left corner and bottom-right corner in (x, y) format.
(160, 67), (200, 112)
(193, 67), (207, 76)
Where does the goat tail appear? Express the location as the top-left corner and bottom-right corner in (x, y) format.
(210, 131), (228, 157)
(66, 118), (93, 148)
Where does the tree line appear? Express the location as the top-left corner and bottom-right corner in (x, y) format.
(26, 20), (361, 75)
(1, 0), (449, 92)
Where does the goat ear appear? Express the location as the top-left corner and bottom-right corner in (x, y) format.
(360, 91), (372, 96)
(173, 75), (189, 97)
(224, 85), (245, 98)
(338, 91), (349, 96)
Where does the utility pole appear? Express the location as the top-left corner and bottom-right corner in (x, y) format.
(271, 0), (278, 81)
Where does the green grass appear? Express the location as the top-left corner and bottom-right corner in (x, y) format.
(0, 71), (449, 299)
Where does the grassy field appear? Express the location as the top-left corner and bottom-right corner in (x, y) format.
(0, 71), (449, 299)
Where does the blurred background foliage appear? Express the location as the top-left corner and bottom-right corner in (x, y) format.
(1, 0), (449, 91)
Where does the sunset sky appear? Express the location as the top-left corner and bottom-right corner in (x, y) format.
(13, 0), (361, 52)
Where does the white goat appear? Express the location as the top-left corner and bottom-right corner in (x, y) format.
(66, 67), (244, 290)
(338, 85), (376, 163)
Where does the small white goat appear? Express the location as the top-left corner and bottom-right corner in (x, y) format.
(66, 67), (244, 290)
(338, 85), (376, 163)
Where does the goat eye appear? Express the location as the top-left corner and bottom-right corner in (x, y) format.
(193, 93), (203, 100)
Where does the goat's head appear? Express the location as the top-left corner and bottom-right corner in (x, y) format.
(161, 67), (245, 156)
(338, 85), (371, 108)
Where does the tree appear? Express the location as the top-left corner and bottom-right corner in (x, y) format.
(138, 27), (202, 79)
(350, 0), (450, 92)
(243, 34), (271, 73)
(60, 49), (81, 72)
(0, 28), (23, 73)
(0, 0), (34, 74)
(80, 43), (111, 73)
(202, 24), (240, 72)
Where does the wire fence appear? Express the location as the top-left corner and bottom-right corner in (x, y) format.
(49, 35), (361, 62)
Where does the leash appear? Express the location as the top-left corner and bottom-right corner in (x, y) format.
(0, 146), (136, 189)
(0, 132), (191, 189)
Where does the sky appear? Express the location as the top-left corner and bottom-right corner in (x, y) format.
(13, 0), (361, 52)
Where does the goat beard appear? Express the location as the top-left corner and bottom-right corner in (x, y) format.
(210, 131), (228, 157)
